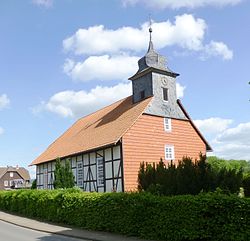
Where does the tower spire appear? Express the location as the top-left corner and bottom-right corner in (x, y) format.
(148, 15), (154, 52)
(149, 15), (152, 42)
(133, 16), (176, 75)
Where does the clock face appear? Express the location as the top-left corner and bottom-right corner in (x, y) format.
(162, 77), (168, 85)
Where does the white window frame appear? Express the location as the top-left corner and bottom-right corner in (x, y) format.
(164, 118), (172, 132)
(165, 145), (175, 160)
(4, 180), (8, 187)
(10, 172), (13, 178)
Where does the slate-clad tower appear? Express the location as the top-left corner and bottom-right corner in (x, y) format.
(129, 27), (187, 120)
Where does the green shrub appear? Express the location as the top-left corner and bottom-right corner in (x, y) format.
(138, 155), (243, 196)
(0, 190), (249, 241)
(243, 175), (250, 197)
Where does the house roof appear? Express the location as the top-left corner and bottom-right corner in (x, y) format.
(31, 96), (152, 165)
(0, 166), (30, 180)
(0, 167), (7, 179)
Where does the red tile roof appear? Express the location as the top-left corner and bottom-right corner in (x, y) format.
(31, 96), (152, 165)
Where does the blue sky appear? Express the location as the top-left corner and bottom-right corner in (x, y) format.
(0, 0), (249, 178)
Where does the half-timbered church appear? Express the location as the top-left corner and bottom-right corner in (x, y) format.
(31, 28), (212, 192)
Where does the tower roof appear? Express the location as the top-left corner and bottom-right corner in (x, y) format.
(132, 24), (179, 78)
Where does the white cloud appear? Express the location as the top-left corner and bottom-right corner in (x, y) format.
(216, 122), (250, 145)
(32, 0), (53, 8)
(63, 25), (147, 55)
(35, 82), (185, 118)
(0, 127), (4, 135)
(63, 55), (139, 82)
(63, 15), (232, 61)
(194, 118), (250, 160)
(37, 83), (132, 118)
(0, 94), (10, 110)
(203, 41), (233, 60)
(194, 117), (233, 136)
(63, 15), (205, 55)
(122, 0), (242, 9)
(213, 142), (250, 160)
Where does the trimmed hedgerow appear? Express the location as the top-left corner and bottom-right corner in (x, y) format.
(0, 189), (249, 241)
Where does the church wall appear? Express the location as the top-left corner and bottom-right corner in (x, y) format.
(122, 114), (206, 191)
(36, 144), (123, 192)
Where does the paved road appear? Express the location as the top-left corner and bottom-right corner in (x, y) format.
(0, 211), (148, 241)
(0, 220), (89, 241)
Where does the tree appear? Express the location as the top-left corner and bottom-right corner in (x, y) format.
(31, 179), (37, 189)
(207, 156), (250, 177)
(54, 158), (75, 189)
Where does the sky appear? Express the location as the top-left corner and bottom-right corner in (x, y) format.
(0, 0), (249, 178)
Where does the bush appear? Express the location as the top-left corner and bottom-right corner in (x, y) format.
(0, 190), (249, 241)
(243, 175), (250, 197)
(138, 155), (243, 196)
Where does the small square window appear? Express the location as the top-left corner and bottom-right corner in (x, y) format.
(165, 145), (175, 160)
(164, 118), (172, 132)
(163, 88), (168, 101)
(140, 90), (145, 100)
(4, 180), (8, 187)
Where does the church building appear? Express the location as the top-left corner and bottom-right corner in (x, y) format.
(31, 28), (212, 192)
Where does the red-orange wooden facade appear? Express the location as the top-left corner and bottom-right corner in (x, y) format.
(122, 114), (206, 191)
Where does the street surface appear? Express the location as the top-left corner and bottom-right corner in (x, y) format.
(0, 220), (89, 241)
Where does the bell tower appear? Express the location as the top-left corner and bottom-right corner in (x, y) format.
(129, 25), (187, 120)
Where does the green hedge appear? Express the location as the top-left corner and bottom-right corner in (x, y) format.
(0, 189), (249, 241)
